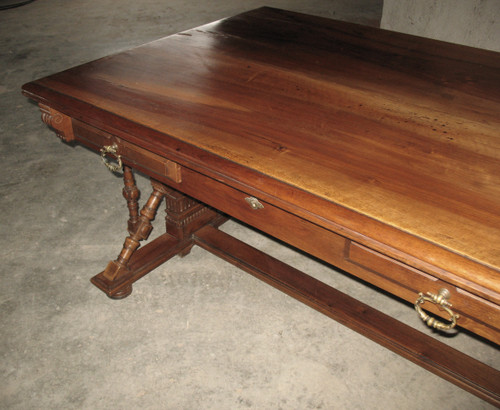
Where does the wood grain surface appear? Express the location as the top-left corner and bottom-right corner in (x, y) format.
(22, 7), (500, 296)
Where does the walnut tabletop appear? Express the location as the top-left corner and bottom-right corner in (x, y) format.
(22, 7), (500, 404)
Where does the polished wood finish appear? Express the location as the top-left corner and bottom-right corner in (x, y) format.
(22, 7), (499, 405)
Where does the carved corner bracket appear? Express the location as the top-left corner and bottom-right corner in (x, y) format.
(39, 103), (75, 142)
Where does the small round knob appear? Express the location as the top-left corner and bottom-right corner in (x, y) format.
(245, 196), (264, 210)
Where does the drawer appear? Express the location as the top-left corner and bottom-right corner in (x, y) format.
(170, 165), (349, 271)
(72, 120), (182, 184)
(346, 241), (500, 343)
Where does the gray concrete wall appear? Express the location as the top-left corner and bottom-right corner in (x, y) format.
(381, 0), (500, 51)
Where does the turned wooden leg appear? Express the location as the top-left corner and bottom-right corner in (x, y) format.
(122, 166), (140, 235)
(91, 178), (226, 299)
(108, 180), (167, 278)
(91, 179), (170, 299)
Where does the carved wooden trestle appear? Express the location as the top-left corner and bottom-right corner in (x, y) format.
(91, 166), (225, 299)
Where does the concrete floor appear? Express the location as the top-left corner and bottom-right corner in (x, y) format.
(1, 1), (498, 409)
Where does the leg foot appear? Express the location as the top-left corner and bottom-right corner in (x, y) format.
(108, 284), (133, 300)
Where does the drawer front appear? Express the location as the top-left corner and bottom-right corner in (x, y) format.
(170, 165), (349, 271)
(72, 120), (181, 184)
(346, 241), (500, 344)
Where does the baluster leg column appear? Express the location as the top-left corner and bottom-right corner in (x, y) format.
(122, 166), (140, 235)
(91, 179), (170, 299)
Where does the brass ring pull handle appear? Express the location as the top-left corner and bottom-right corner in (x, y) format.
(414, 288), (459, 331)
(100, 144), (123, 173)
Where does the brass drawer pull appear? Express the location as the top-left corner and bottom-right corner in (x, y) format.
(245, 196), (264, 210)
(414, 288), (459, 331)
(100, 144), (123, 173)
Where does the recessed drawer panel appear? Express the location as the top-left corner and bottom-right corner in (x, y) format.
(118, 139), (181, 183)
(347, 241), (500, 343)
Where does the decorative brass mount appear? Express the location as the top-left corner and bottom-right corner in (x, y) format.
(100, 144), (123, 173)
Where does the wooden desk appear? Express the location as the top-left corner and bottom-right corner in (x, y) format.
(22, 7), (500, 405)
